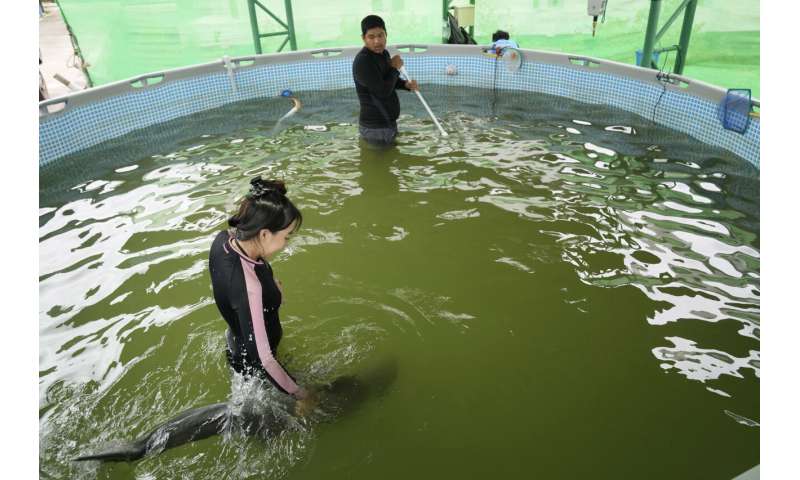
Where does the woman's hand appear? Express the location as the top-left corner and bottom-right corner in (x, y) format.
(406, 80), (419, 91)
(293, 386), (308, 399)
(294, 388), (319, 417)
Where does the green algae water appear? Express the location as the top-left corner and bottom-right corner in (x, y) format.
(39, 87), (759, 479)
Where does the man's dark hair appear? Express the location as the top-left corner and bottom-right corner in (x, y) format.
(492, 30), (510, 42)
(361, 15), (386, 36)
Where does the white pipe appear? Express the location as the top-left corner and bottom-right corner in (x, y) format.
(279, 97), (302, 122)
(398, 66), (448, 137)
(222, 55), (237, 93)
(53, 73), (83, 92)
(272, 95), (303, 135)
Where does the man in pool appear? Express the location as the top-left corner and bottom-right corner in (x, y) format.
(353, 14), (419, 146)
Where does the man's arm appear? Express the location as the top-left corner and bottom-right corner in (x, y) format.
(389, 55), (417, 91)
(354, 54), (400, 98)
(400, 79), (419, 91)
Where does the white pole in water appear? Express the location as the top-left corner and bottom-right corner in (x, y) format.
(398, 66), (448, 137)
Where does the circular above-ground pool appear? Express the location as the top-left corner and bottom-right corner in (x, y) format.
(39, 45), (759, 479)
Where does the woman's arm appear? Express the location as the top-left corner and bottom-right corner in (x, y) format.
(235, 263), (302, 397)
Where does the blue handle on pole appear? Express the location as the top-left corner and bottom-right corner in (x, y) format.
(281, 89), (293, 97)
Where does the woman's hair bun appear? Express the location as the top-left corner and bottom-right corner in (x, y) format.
(249, 177), (287, 198)
(229, 177), (302, 239)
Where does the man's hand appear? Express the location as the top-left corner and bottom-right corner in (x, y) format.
(390, 54), (404, 70)
(406, 79), (419, 91)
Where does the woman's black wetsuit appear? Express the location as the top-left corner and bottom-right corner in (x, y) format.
(208, 230), (300, 396)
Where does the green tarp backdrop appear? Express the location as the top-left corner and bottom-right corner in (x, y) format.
(56, 0), (759, 97)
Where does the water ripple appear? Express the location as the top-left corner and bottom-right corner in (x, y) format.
(40, 87), (759, 477)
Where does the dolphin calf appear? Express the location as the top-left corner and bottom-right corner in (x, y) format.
(74, 359), (397, 462)
(73, 403), (231, 462)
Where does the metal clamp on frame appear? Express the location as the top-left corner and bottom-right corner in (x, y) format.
(310, 49), (344, 58)
(394, 45), (429, 54)
(129, 73), (166, 89)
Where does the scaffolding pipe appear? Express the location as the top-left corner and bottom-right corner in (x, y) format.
(674, 0), (698, 74)
(284, 0), (297, 51)
(469, 0), (475, 38)
(247, 0), (262, 54)
(255, 0), (289, 30)
(654, 0), (690, 44)
(247, 0), (297, 54)
(640, 0), (662, 68)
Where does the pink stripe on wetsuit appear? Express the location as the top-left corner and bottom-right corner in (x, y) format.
(237, 252), (300, 396)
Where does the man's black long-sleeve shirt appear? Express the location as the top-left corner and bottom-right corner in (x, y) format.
(352, 47), (408, 128)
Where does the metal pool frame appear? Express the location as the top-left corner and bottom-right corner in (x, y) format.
(39, 44), (760, 169)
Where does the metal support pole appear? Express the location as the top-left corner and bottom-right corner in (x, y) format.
(54, 0), (94, 86)
(261, 31), (290, 38)
(284, 0), (297, 51)
(247, 0), (297, 53)
(247, 0), (262, 54)
(640, 0), (662, 68)
(674, 0), (697, 74)
(654, 0), (690, 44)
(443, 0), (452, 42)
(469, 0), (475, 38)
(256, 0), (289, 30)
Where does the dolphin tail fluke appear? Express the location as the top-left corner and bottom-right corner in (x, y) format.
(73, 403), (230, 463)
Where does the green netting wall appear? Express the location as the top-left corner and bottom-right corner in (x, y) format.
(56, 0), (759, 97)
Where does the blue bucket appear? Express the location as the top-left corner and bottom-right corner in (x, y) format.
(635, 49), (662, 67)
(720, 89), (752, 134)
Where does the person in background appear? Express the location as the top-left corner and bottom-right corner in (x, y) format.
(39, 50), (48, 101)
(490, 30), (519, 54)
(352, 14), (419, 147)
(209, 177), (315, 413)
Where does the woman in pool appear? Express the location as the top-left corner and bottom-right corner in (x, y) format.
(209, 177), (312, 409)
